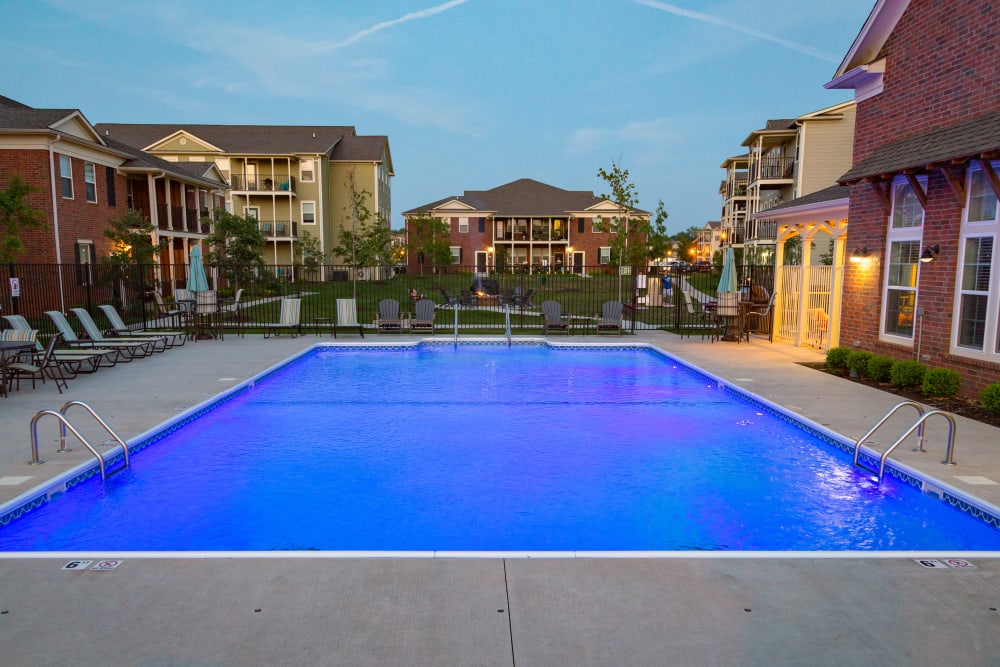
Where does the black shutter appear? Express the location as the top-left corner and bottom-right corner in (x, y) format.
(106, 167), (116, 206)
(578, 219), (585, 233)
(478, 217), (485, 233)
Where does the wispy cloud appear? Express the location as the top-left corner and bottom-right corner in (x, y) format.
(319, 0), (470, 51)
(633, 0), (839, 63)
(565, 118), (679, 156)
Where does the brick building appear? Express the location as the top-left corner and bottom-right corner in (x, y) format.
(402, 178), (649, 274)
(826, 0), (1000, 396)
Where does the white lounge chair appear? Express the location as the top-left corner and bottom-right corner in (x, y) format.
(262, 298), (302, 338)
(334, 298), (364, 338)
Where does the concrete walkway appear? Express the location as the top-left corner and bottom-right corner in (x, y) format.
(1, 331), (999, 666)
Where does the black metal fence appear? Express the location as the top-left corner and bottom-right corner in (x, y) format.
(1, 262), (775, 337)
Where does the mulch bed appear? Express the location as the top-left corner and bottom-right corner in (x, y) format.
(798, 362), (1000, 429)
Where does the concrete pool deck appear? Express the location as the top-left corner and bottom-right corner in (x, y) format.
(1, 331), (999, 665)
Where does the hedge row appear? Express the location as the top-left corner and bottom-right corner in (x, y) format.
(824, 347), (1000, 415)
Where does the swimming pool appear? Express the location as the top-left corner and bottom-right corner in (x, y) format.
(1, 343), (999, 552)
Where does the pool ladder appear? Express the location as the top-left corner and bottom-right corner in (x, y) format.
(852, 401), (957, 482)
(29, 401), (130, 480)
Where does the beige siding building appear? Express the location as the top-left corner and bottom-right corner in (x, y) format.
(727, 100), (856, 263)
(95, 124), (392, 268)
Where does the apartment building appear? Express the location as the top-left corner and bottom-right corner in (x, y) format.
(0, 95), (226, 307)
(95, 124), (392, 268)
(722, 101), (856, 263)
(403, 178), (650, 273)
(826, 0), (1000, 396)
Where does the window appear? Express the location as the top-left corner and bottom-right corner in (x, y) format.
(84, 162), (97, 202)
(302, 201), (316, 224)
(881, 176), (926, 342)
(578, 218), (585, 234)
(105, 166), (116, 206)
(884, 240), (920, 337)
(300, 159), (315, 183)
(952, 161), (1000, 358)
(59, 155), (73, 199)
(450, 246), (462, 264)
(891, 180), (924, 228)
(458, 217), (468, 233)
(478, 218), (485, 233)
(75, 241), (94, 286)
(599, 247), (611, 265)
(957, 237), (992, 349)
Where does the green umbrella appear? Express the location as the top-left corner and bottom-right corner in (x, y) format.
(187, 245), (209, 292)
(717, 247), (737, 295)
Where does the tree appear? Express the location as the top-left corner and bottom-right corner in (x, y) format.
(0, 175), (45, 264)
(103, 209), (158, 265)
(295, 230), (326, 280)
(595, 161), (650, 267)
(405, 212), (453, 276)
(646, 200), (671, 264)
(203, 209), (266, 289)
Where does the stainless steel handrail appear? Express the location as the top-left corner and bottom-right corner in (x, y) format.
(60, 401), (130, 470)
(505, 304), (511, 347)
(853, 401), (958, 482)
(30, 410), (108, 479)
(453, 303), (459, 349)
(853, 401), (926, 469)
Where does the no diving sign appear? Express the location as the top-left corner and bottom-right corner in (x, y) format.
(915, 558), (976, 569)
(60, 559), (123, 571)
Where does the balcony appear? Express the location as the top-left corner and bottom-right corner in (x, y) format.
(745, 219), (778, 242)
(751, 156), (795, 183)
(230, 174), (297, 194)
(257, 220), (299, 239)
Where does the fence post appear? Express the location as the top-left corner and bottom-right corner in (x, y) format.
(7, 262), (18, 316)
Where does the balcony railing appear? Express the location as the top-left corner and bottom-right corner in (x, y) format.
(745, 219), (778, 242)
(752, 156), (795, 181)
(230, 174), (297, 194)
(257, 220), (299, 238)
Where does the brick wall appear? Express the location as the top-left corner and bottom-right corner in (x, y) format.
(1, 149), (127, 263)
(842, 0), (1000, 397)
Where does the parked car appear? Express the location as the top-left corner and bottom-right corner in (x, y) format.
(664, 260), (691, 273)
(693, 260), (713, 273)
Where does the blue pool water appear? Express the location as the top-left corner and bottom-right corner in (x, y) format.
(1, 344), (999, 552)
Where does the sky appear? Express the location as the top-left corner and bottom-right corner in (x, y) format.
(2, 0), (875, 234)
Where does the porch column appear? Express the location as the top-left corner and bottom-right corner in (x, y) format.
(794, 232), (813, 346)
(827, 222), (848, 349)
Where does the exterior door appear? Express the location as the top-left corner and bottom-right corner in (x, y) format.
(475, 251), (488, 274)
(572, 251), (584, 274)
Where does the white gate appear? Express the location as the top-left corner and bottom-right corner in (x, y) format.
(775, 265), (842, 349)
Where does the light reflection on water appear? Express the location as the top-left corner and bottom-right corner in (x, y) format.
(1, 345), (998, 552)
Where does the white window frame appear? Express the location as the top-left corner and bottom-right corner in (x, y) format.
(950, 161), (1000, 360)
(300, 159), (315, 183)
(598, 246), (611, 265)
(450, 246), (462, 264)
(301, 201), (316, 225)
(59, 155), (73, 199)
(83, 162), (97, 203)
(879, 175), (926, 345)
(458, 217), (469, 234)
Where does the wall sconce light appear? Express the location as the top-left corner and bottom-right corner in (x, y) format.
(920, 245), (940, 263)
(849, 246), (870, 263)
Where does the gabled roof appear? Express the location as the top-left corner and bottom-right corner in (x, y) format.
(0, 94), (31, 109)
(96, 123), (358, 156)
(742, 118), (798, 146)
(838, 111), (1000, 184)
(330, 135), (394, 174)
(105, 137), (228, 189)
(404, 178), (650, 217)
(831, 0), (910, 79)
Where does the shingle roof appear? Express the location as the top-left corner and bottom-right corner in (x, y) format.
(765, 184), (851, 213)
(839, 111), (1000, 183)
(764, 119), (797, 131)
(95, 123), (358, 155)
(404, 178), (648, 217)
(0, 108), (78, 131)
(0, 95), (32, 109)
(104, 137), (226, 189)
(330, 135), (388, 161)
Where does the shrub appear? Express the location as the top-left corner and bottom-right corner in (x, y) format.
(922, 368), (961, 397)
(867, 355), (895, 383)
(846, 350), (872, 377)
(890, 360), (927, 388)
(826, 347), (851, 370)
(981, 383), (1000, 415)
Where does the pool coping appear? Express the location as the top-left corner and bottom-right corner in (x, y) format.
(2, 338), (999, 555)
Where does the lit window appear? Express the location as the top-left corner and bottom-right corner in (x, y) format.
(884, 240), (919, 337)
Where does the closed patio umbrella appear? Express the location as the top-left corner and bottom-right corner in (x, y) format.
(717, 247), (737, 295)
(187, 245), (209, 293)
